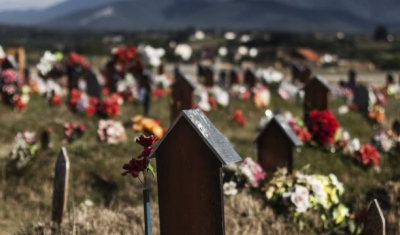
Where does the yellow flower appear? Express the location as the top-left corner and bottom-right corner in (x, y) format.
(332, 204), (349, 224)
(21, 85), (31, 94)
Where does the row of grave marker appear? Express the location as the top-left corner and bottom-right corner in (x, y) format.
(51, 107), (386, 234)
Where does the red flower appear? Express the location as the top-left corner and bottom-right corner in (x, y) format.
(136, 135), (157, 147)
(121, 157), (147, 178)
(51, 94), (62, 106)
(307, 110), (339, 146)
(232, 109), (246, 126)
(86, 105), (96, 116)
(13, 95), (27, 110)
(208, 96), (217, 110)
(353, 144), (380, 167)
(140, 147), (154, 158)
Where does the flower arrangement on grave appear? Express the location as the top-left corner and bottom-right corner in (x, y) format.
(68, 52), (90, 70)
(231, 109), (246, 126)
(368, 104), (386, 125)
(112, 46), (143, 76)
(97, 93), (123, 118)
(50, 93), (63, 106)
(222, 157), (266, 196)
(288, 116), (311, 144)
(12, 85), (31, 111)
(194, 85), (229, 112)
(63, 122), (85, 143)
(264, 168), (362, 233)
(36, 50), (64, 79)
(97, 120), (127, 144)
(121, 134), (158, 235)
(68, 89), (99, 116)
(0, 69), (30, 110)
(253, 84), (271, 109)
(132, 115), (165, 139)
(371, 129), (397, 154)
(257, 67), (284, 92)
(307, 110), (340, 146)
(352, 144), (381, 168)
(8, 131), (38, 170)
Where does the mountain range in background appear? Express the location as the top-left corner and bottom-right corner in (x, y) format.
(1, 0), (400, 33)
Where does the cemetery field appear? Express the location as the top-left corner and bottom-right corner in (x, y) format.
(1, 89), (400, 234)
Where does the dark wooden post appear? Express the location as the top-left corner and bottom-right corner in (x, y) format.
(170, 70), (196, 124)
(363, 199), (385, 235)
(392, 120), (400, 136)
(348, 69), (357, 89)
(301, 65), (312, 83)
(291, 63), (303, 83)
(229, 69), (240, 87)
(151, 108), (242, 235)
(204, 66), (214, 87)
(303, 76), (331, 121)
(244, 68), (257, 90)
(52, 147), (70, 224)
(40, 129), (51, 150)
(158, 63), (165, 75)
(386, 73), (394, 86)
(86, 69), (101, 100)
(255, 115), (302, 174)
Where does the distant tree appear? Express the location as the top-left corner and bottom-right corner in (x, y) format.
(373, 25), (389, 41)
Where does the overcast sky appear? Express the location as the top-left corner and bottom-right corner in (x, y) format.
(0, 0), (66, 11)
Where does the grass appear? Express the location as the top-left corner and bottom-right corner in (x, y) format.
(1, 87), (400, 234)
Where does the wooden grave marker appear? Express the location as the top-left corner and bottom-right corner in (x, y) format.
(52, 147), (70, 224)
(291, 63), (303, 83)
(353, 85), (370, 116)
(255, 115), (302, 174)
(40, 129), (52, 150)
(229, 69), (240, 86)
(363, 199), (385, 235)
(158, 63), (165, 75)
(300, 65), (312, 83)
(203, 66), (215, 87)
(386, 73), (394, 86)
(170, 69), (196, 124)
(303, 76), (331, 120)
(392, 120), (400, 136)
(151, 108), (242, 235)
(244, 68), (257, 90)
(348, 69), (357, 89)
(86, 69), (102, 100)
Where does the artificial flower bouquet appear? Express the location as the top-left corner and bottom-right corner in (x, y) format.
(132, 115), (165, 139)
(222, 157), (266, 196)
(97, 120), (127, 144)
(264, 168), (362, 234)
(68, 89), (98, 116)
(8, 131), (38, 170)
(0, 69), (30, 110)
(63, 122), (85, 143)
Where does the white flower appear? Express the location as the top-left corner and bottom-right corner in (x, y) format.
(342, 131), (350, 141)
(193, 30), (205, 40)
(0, 45), (5, 59)
(338, 105), (349, 115)
(174, 44), (192, 61)
(224, 32), (236, 40)
(249, 48), (258, 58)
(257, 67), (284, 84)
(212, 86), (229, 107)
(329, 174), (344, 195)
(349, 138), (361, 154)
(237, 46), (248, 56)
(21, 94), (30, 104)
(290, 186), (310, 213)
(218, 47), (228, 57)
(223, 182), (238, 196)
